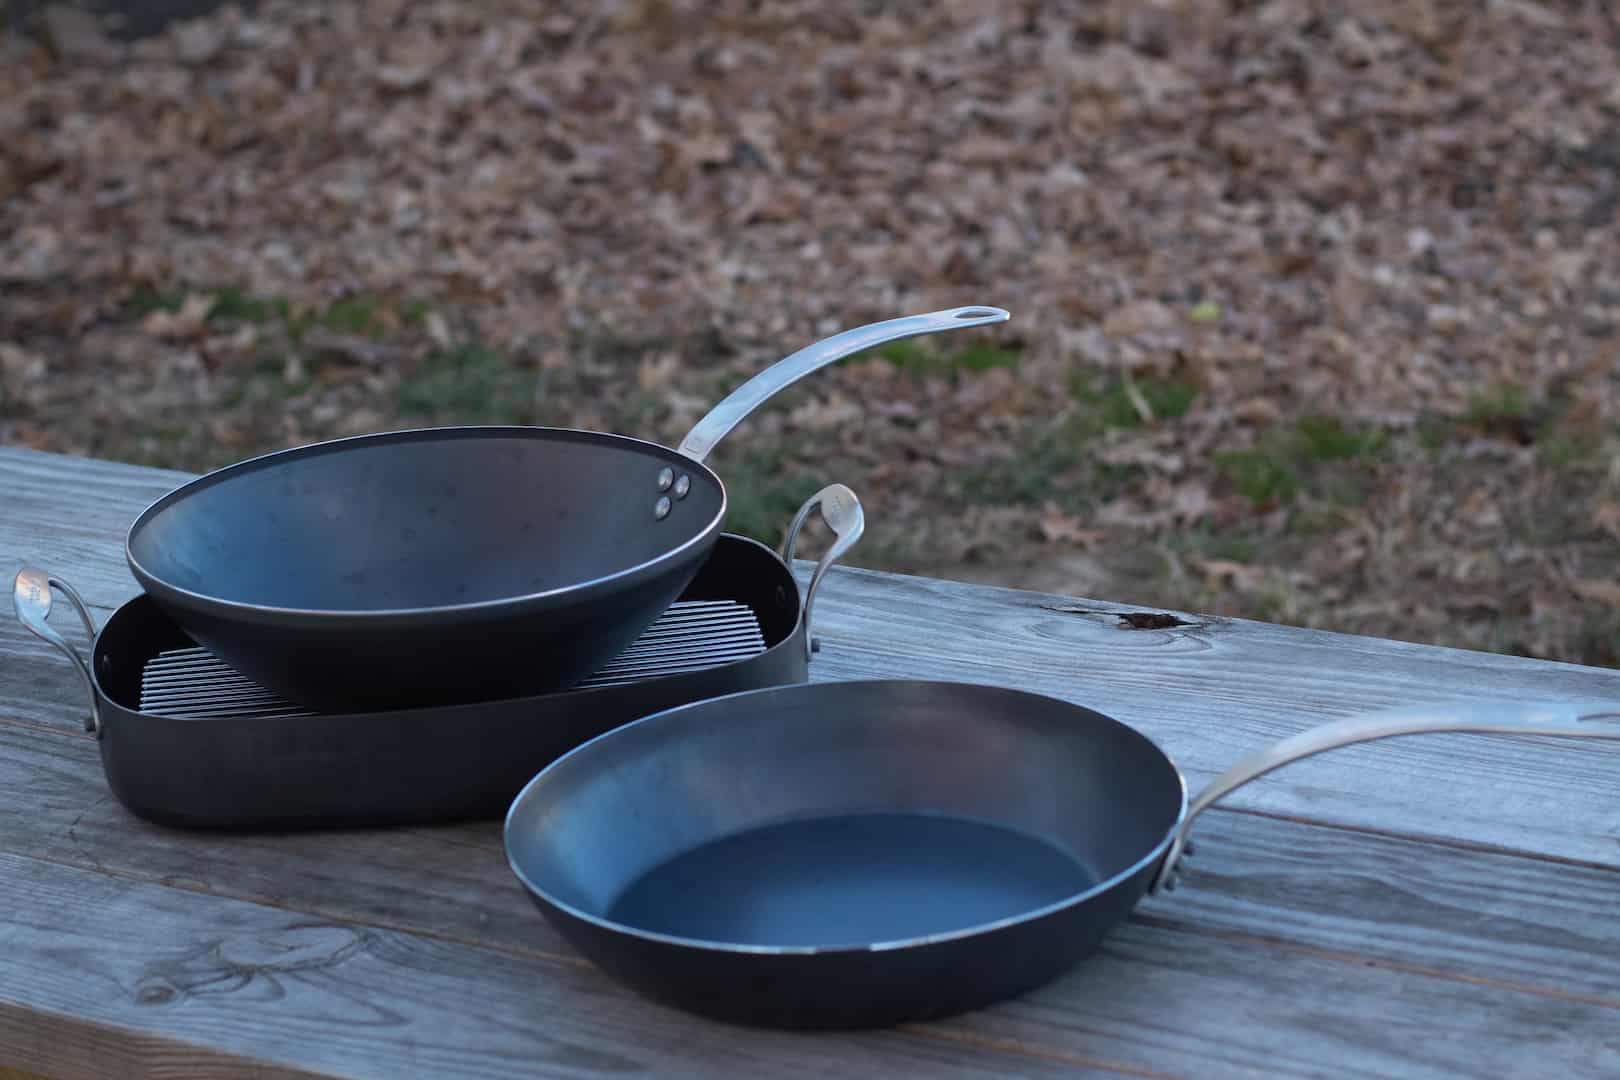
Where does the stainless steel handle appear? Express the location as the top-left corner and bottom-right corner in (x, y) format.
(781, 484), (865, 661)
(677, 306), (1011, 463)
(13, 567), (101, 736)
(1150, 701), (1620, 893)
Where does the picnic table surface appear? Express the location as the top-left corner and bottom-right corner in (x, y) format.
(3, 442), (1619, 1079)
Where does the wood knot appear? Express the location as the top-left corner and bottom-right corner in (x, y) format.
(136, 983), (178, 1006)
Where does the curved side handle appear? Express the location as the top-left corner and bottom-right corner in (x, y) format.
(13, 568), (101, 736)
(1149, 701), (1620, 894)
(781, 484), (865, 661)
(677, 306), (1010, 463)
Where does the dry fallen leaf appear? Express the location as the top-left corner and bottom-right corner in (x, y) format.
(1191, 557), (1267, 591)
(1570, 579), (1620, 609)
(1038, 502), (1106, 547)
(139, 294), (213, 341)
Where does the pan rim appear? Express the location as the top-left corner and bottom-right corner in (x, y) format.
(122, 424), (728, 624)
(502, 678), (1191, 957)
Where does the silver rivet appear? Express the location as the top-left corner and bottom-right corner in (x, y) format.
(657, 467), (674, 492)
(674, 473), (691, 499)
(654, 496), (671, 520)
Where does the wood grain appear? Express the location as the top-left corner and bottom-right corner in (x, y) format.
(3, 841), (1617, 1080)
(0, 717), (1618, 1075)
(0, 848), (1150, 1080)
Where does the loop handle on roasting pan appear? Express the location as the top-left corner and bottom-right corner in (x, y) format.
(13, 567), (101, 736)
(780, 484), (865, 662)
(1151, 700), (1620, 894)
(677, 307), (1010, 464)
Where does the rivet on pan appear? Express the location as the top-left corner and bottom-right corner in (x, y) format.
(674, 473), (691, 499)
(654, 496), (671, 520)
(657, 467), (674, 492)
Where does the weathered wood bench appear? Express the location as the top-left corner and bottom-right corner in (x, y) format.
(3, 444), (1618, 1078)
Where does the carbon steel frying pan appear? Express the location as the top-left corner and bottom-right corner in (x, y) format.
(503, 679), (1620, 1029)
(122, 306), (1007, 711)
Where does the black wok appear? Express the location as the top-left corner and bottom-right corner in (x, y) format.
(503, 679), (1620, 1029)
(123, 306), (1007, 711)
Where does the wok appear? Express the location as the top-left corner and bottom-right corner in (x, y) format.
(503, 679), (1620, 1029)
(123, 306), (1007, 711)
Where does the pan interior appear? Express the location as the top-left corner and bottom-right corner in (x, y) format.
(508, 680), (1185, 951)
(607, 810), (1094, 948)
(127, 429), (724, 611)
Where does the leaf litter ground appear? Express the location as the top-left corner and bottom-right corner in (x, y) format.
(4, 0), (1620, 667)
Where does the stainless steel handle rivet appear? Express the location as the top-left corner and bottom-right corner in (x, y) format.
(657, 467), (674, 492)
(654, 496), (671, 520)
(674, 474), (690, 499)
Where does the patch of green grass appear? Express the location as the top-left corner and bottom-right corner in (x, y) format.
(1466, 381), (1533, 424)
(397, 344), (536, 424)
(117, 424), (192, 470)
(207, 287), (291, 325)
(1177, 526), (1262, 564)
(1214, 415), (1389, 507)
(713, 440), (824, 547)
(1214, 448), (1301, 504)
(1295, 416), (1387, 460)
(1538, 430), (1604, 470)
(1575, 611), (1620, 668)
(1416, 410), (1459, 451)
(1419, 382), (1609, 469)
(953, 423), (1083, 507)
(617, 390), (669, 435)
(1070, 374), (1199, 431)
(127, 284), (428, 341)
(218, 352), (315, 408)
(127, 287), (185, 316)
(317, 297), (384, 336)
(952, 417), (1143, 513)
(947, 375), (1198, 513)
(876, 340), (1022, 378)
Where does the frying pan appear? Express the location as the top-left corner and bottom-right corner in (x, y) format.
(122, 306), (1008, 711)
(503, 679), (1620, 1029)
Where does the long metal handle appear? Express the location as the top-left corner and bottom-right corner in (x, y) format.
(1150, 701), (1620, 893)
(676, 306), (1011, 463)
(781, 484), (865, 661)
(13, 567), (102, 736)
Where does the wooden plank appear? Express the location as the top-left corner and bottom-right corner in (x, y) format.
(5, 442), (1620, 868)
(803, 566), (1620, 869)
(0, 849), (1138, 1080)
(2, 842), (1616, 1080)
(0, 720), (1616, 1046)
(949, 911), (1620, 1080)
